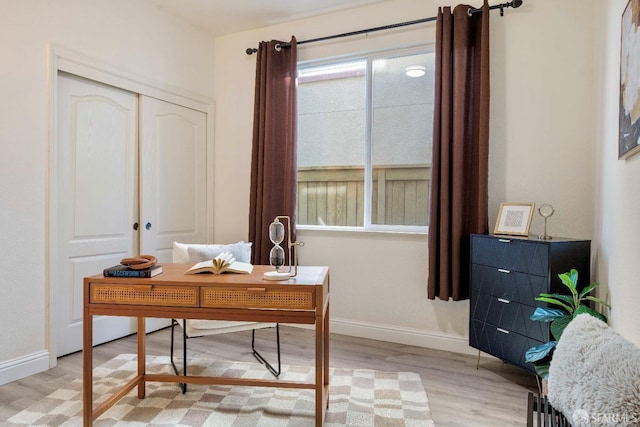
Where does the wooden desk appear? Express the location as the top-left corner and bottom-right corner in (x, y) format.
(83, 264), (330, 426)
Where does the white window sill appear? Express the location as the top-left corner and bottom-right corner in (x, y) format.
(296, 224), (428, 236)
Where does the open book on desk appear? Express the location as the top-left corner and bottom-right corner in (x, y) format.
(185, 252), (253, 275)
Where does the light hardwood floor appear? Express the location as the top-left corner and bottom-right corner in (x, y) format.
(0, 326), (537, 426)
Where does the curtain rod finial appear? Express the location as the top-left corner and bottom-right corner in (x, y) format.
(511, 0), (523, 8)
(246, 48), (257, 55)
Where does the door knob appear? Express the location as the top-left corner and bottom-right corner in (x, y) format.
(145, 222), (152, 230)
(133, 222), (139, 230)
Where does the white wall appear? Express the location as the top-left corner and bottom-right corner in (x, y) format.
(0, 0), (214, 383)
(594, 0), (640, 347)
(213, 0), (599, 354)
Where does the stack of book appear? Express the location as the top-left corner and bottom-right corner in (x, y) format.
(103, 264), (163, 278)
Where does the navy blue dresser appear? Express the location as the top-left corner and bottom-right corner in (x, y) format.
(469, 234), (590, 372)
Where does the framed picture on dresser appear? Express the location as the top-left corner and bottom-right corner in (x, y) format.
(493, 202), (534, 236)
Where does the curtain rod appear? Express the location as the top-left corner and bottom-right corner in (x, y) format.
(245, 0), (523, 55)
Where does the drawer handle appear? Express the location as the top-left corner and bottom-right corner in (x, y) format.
(498, 268), (511, 274)
(498, 239), (511, 243)
(248, 287), (267, 293)
(498, 298), (510, 304)
(497, 328), (510, 334)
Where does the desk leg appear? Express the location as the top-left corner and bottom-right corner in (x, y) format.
(138, 317), (146, 399)
(315, 310), (323, 427)
(324, 300), (330, 404)
(83, 312), (93, 427)
(315, 300), (329, 426)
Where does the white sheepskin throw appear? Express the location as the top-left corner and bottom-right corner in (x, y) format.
(548, 314), (640, 426)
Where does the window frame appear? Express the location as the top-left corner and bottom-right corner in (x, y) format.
(296, 44), (433, 234)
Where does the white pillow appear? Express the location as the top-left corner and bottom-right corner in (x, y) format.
(172, 241), (252, 264)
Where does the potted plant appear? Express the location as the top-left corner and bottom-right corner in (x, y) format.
(525, 269), (610, 381)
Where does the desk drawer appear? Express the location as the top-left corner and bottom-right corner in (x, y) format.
(201, 287), (314, 310)
(90, 284), (199, 307)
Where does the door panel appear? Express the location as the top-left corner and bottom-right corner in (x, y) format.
(139, 96), (208, 261)
(139, 96), (208, 333)
(56, 72), (139, 356)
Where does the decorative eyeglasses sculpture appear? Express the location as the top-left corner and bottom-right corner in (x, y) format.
(263, 215), (304, 281)
(537, 203), (555, 240)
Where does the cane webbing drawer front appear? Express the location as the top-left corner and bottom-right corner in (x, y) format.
(91, 284), (199, 307)
(201, 287), (315, 310)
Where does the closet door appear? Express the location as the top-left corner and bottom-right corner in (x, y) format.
(56, 72), (138, 356)
(139, 96), (208, 260)
(55, 80), (209, 355)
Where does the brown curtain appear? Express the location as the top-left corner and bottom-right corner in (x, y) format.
(249, 37), (298, 265)
(427, 2), (490, 301)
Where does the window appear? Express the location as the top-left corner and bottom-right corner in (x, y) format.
(297, 46), (434, 232)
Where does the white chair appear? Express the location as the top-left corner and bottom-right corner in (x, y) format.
(170, 241), (281, 392)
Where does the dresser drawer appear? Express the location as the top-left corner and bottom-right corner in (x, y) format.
(470, 292), (549, 342)
(201, 287), (315, 310)
(90, 284), (199, 307)
(471, 235), (549, 276)
(469, 319), (543, 370)
(470, 264), (548, 306)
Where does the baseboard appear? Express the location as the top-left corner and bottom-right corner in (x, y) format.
(0, 350), (50, 386)
(329, 317), (480, 356)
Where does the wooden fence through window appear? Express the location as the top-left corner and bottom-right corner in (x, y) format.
(297, 165), (430, 227)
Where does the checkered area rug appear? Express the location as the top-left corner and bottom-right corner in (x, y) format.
(4, 354), (434, 426)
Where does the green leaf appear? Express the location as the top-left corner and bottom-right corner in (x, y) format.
(578, 284), (598, 299)
(570, 269), (578, 286)
(537, 293), (574, 306)
(525, 341), (557, 363)
(584, 295), (611, 309)
(558, 270), (578, 296)
(575, 305), (607, 323)
(534, 363), (550, 380)
(530, 307), (566, 322)
(550, 316), (572, 340)
(535, 296), (573, 313)
(536, 294), (575, 307)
